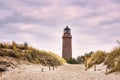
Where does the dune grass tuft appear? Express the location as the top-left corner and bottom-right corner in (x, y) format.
(0, 42), (65, 66)
(85, 47), (120, 73)
(86, 50), (106, 69)
(104, 47), (120, 73)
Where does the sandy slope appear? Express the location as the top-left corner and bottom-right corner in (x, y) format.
(0, 64), (120, 80)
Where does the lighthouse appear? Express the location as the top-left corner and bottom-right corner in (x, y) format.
(62, 26), (72, 60)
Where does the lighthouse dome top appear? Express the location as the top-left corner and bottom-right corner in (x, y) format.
(64, 26), (71, 34)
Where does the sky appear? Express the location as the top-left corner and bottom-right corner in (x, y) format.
(0, 0), (120, 58)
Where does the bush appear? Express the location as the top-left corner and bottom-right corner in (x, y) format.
(67, 58), (78, 64)
(77, 51), (94, 64)
(24, 42), (28, 50)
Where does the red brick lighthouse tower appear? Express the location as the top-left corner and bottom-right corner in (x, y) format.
(62, 26), (72, 60)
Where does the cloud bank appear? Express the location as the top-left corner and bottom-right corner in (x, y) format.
(0, 0), (120, 57)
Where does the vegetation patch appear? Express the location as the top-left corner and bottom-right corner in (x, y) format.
(0, 42), (66, 66)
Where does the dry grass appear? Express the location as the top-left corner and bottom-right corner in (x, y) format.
(86, 50), (106, 69)
(104, 47), (120, 73)
(86, 47), (120, 73)
(0, 42), (65, 66)
(108, 56), (120, 73)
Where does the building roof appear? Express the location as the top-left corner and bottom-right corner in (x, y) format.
(64, 26), (71, 31)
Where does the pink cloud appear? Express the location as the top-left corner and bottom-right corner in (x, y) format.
(0, 9), (13, 20)
(0, 0), (120, 57)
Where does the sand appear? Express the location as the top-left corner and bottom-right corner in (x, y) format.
(0, 64), (120, 80)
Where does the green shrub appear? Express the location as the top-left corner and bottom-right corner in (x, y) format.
(77, 51), (94, 64)
(67, 58), (78, 64)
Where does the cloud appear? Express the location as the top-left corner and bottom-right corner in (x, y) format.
(0, 9), (13, 20)
(0, 0), (120, 57)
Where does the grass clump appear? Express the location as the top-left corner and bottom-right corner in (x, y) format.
(86, 50), (106, 69)
(104, 47), (120, 73)
(0, 42), (65, 66)
(85, 47), (120, 74)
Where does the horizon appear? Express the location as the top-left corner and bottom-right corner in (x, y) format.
(0, 0), (120, 58)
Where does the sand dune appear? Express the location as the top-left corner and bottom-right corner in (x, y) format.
(0, 64), (120, 80)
